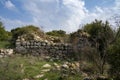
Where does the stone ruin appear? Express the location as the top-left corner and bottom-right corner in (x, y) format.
(15, 37), (74, 60)
(15, 31), (90, 60)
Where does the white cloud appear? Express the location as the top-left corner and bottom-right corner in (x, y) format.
(20, 0), (87, 32)
(61, 0), (87, 32)
(39, 0), (54, 3)
(5, 0), (16, 10)
(114, 0), (120, 15)
(81, 0), (120, 29)
(0, 16), (31, 31)
(82, 6), (111, 24)
(95, 6), (104, 13)
(21, 0), (120, 32)
(115, 0), (120, 8)
(1, 0), (120, 32)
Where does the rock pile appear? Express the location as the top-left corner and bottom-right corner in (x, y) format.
(0, 49), (13, 57)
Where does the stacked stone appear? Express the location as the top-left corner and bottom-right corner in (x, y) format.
(15, 39), (74, 60)
(48, 43), (73, 60)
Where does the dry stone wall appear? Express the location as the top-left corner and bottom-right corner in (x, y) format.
(15, 40), (74, 60)
(15, 32), (90, 60)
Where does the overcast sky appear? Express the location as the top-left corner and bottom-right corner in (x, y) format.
(0, 0), (120, 32)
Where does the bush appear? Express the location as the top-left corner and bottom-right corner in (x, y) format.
(46, 30), (66, 37)
(11, 25), (44, 47)
(0, 55), (84, 80)
(0, 21), (11, 41)
(0, 41), (11, 48)
(107, 38), (120, 79)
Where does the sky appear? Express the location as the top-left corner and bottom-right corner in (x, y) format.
(0, 0), (120, 32)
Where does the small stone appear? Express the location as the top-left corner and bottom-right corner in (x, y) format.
(23, 78), (29, 80)
(97, 76), (108, 80)
(45, 56), (50, 59)
(83, 77), (92, 80)
(34, 74), (44, 78)
(0, 55), (3, 58)
(53, 63), (58, 66)
(53, 63), (60, 70)
(82, 72), (88, 77)
(44, 78), (48, 80)
(74, 62), (80, 68)
(41, 69), (50, 73)
(62, 64), (69, 69)
(73, 64), (77, 69)
(42, 64), (51, 68)
(0, 53), (4, 55)
(8, 49), (13, 55)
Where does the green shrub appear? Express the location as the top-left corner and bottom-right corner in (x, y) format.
(0, 55), (84, 80)
(46, 30), (66, 37)
(107, 38), (120, 79)
(0, 41), (11, 48)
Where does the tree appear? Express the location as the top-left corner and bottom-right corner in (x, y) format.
(107, 38), (120, 79)
(107, 16), (120, 79)
(0, 21), (10, 41)
(83, 20), (114, 74)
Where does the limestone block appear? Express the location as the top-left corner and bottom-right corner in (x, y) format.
(26, 46), (30, 48)
(42, 64), (51, 68)
(45, 45), (50, 49)
(16, 41), (21, 45)
(31, 46), (35, 48)
(6, 49), (13, 55)
(34, 46), (38, 48)
(50, 49), (56, 53)
(62, 51), (67, 54)
(34, 74), (44, 78)
(62, 64), (69, 69)
(16, 46), (27, 53)
(0, 52), (4, 55)
(30, 42), (34, 46)
(26, 42), (30, 46)
(37, 42), (41, 45)
(54, 46), (59, 50)
(0, 54), (3, 58)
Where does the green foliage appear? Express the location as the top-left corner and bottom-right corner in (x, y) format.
(0, 55), (51, 80)
(46, 30), (68, 43)
(83, 20), (114, 57)
(0, 41), (11, 48)
(11, 25), (44, 46)
(84, 20), (114, 40)
(81, 20), (114, 74)
(0, 21), (11, 41)
(108, 38), (120, 79)
(0, 56), (23, 80)
(11, 25), (42, 39)
(0, 55), (83, 80)
(0, 21), (12, 48)
(46, 30), (66, 37)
